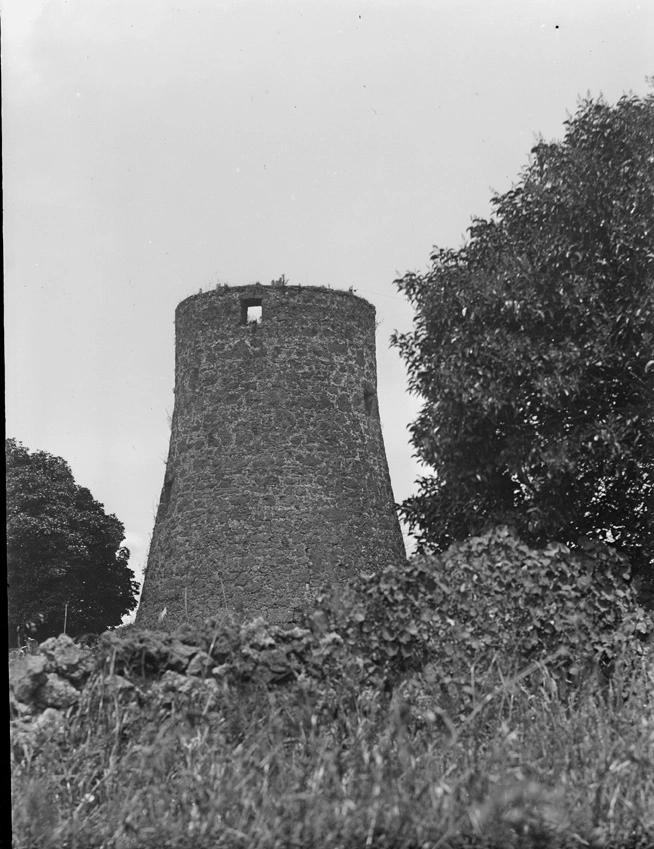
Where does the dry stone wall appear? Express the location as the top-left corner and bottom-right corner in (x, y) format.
(137, 284), (406, 629)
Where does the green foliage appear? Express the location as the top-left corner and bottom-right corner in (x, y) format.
(311, 527), (653, 703)
(6, 438), (139, 645)
(9, 554), (654, 848)
(307, 560), (440, 688)
(10, 619), (654, 848)
(392, 92), (654, 590)
(418, 528), (652, 696)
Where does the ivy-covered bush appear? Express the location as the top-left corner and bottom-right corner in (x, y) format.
(305, 558), (441, 687)
(309, 527), (653, 702)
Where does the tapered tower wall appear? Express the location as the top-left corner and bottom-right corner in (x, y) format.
(136, 284), (406, 628)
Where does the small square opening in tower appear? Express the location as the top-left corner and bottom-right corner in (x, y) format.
(241, 298), (263, 325)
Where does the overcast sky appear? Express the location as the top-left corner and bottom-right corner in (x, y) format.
(4, 0), (653, 608)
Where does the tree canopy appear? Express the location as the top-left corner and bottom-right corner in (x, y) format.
(6, 438), (139, 644)
(392, 92), (653, 593)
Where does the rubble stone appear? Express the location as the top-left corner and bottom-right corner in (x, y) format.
(9, 655), (48, 703)
(37, 673), (80, 709)
(39, 634), (95, 683)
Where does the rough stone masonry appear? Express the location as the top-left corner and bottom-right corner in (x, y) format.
(136, 283), (406, 628)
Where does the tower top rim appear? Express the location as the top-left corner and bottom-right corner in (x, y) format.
(177, 283), (375, 312)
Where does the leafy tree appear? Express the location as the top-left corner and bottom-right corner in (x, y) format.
(6, 438), (139, 645)
(392, 92), (654, 594)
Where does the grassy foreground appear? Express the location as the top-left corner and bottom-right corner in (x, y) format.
(10, 637), (654, 849)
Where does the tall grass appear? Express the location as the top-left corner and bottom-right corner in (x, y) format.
(11, 644), (653, 849)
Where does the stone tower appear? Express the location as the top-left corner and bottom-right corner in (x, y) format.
(136, 283), (406, 628)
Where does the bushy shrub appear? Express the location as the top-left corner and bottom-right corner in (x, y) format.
(305, 558), (442, 688)
(310, 527), (653, 704)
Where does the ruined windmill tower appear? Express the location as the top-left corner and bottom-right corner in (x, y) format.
(136, 283), (406, 629)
